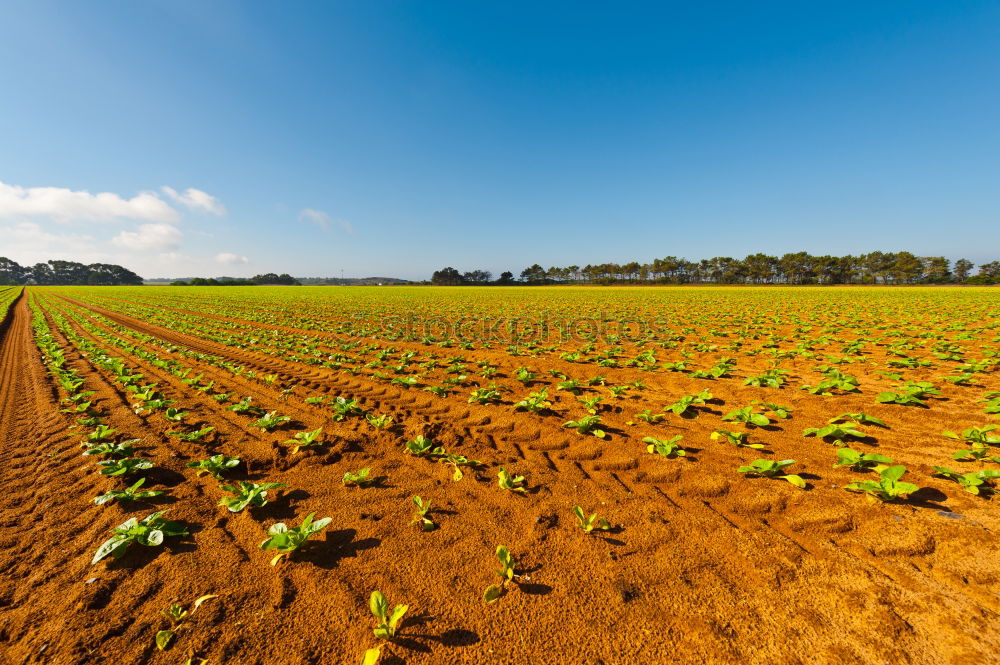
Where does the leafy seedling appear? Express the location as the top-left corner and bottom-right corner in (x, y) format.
(737, 459), (805, 488)
(404, 435), (445, 458)
(666, 389), (712, 418)
(572, 505), (610, 533)
(410, 496), (435, 531)
(369, 590), (408, 639)
(98, 457), (153, 477)
(283, 427), (323, 454)
(343, 467), (374, 486)
(710, 429), (765, 449)
(563, 415), (605, 438)
(82, 439), (137, 457)
(366, 413), (393, 429)
(251, 411), (291, 432)
(441, 453), (480, 481)
(483, 545), (516, 603)
(186, 454), (240, 479)
(722, 406), (770, 428)
(832, 448), (894, 471)
(498, 467), (527, 492)
(802, 423), (867, 447)
(95, 477), (165, 506)
(164, 408), (188, 423)
(844, 465), (919, 503)
(932, 467), (1000, 496)
(260, 512), (332, 565)
(218, 481), (286, 513)
(514, 389), (552, 414)
(93, 510), (188, 564)
(169, 426), (214, 442)
(644, 435), (686, 457)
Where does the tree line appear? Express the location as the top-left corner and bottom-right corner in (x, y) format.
(170, 273), (300, 286)
(433, 252), (1000, 286)
(0, 257), (143, 286)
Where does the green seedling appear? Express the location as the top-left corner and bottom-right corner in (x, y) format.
(164, 408), (188, 423)
(251, 411), (291, 432)
(952, 443), (1000, 463)
(411, 496), (435, 531)
(218, 481), (286, 513)
(304, 395), (326, 405)
(483, 545), (516, 603)
(722, 406), (770, 428)
(342, 467), (373, 486)
(283, 427), (323, 454)
(98, 457), (153, 477)
(404, 435), (445, 457)
(829, 412), (887, 428)
(441, 453), (480, 481)
(844, 465), (919, 503)
(755, 401), (793, 419)
(802, 423), (866, 447)
(155, 603), (188, 650)
(169, 426), (214, 442)
(932, 467), (1000, 495)
(514, 389), (552, 414)
(737, 459), (805, 488)
(573, 505), (610, 533)
(514, 367), (537, 384)
(498, 467), (527, 492)
(833, 448), (894, 471)
(424, 385), (448, 397)
(260, 512), (332, 565)
(229, 396), (264, 415)
(942, 426), (1000, 446)
(666, 389), (712, 418)
(366, 413), (393, 429)
(634, 409), (665, 424)
(82, 439), (138, 457)
(86, 425), (117, 442)
(92, 510), (188, 564)
(186, 454), (240, 479)
(468, 388), (501, 405)
(369, 590), (408, 639)
(644, 435), (686, 457)
(94, 477), (165, 505)
(710, 429), (765, 449)
(557, 379), (583, 395)
(330, 396), (363, 421)
(563, 415), (605, 438)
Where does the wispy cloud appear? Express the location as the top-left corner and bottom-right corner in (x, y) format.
(0, 180), (179, 223)
(299, 207), (353, 234)
(215, 252), (249, 265)
(112, 223), (184, 251)
(162, 186), (227, 215)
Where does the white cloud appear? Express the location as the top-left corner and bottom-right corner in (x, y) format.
(299, 207), (353, 234)
(112, 223), (184, 251)
(0, 180), (179, 223)
(215, 252), (249, 265)
(162, 186), (226, 215)
(0, 221), (98, 264)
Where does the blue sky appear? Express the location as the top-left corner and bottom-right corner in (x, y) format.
(1, 1), (998, 279)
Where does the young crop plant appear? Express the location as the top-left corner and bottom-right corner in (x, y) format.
(218, 481), (286, 513)
(514, 367), (538, 385)
(722, 406), (770, 428)
(942, 426), (1000, 446)
(366, 413), (393, 429)
(634, 409), (665, 424)
(82, 439), (137, 457)
(578, 395), (604, 414)
(186, 454), (240, 479)
(514, 388), (552, 414)
(743, 368), (788, 388)
(572, 505), (611, 533)
(424, 385), (448, 397)
(94, 478), (165, 506)
(951, 443), (1000, 463)
(832, 448), (894, 471)
(710, 429), (765, 449)
(557, 379), (584, 395)
(876, 381), (941, 407)
(666, 389), (712, 418)
(410, 496), (435, 531)
(304, 395), (326, 405)
(155, 602), (189, 651)
(829, 412), (887, 428)
(468, 388), (502, 405)
(164, 407), (188, 423)
(441, 453), (480, 481)
(229, 396), (265, 416)
(169, 426), (215, 443)
(251, 410), (291, 432)
(260, 512), (332, 565)
(844, 465), (919, 503)
(737, 459), (805, 488)
(404, 435), (445, 458)
(330, 396), (364, 421)
(98, 457), (154, 477)
(92, 510), (188, 564)
(497, 467), (527, 493)
(369, 590), (408, 639)
(755, 401), (793, 419)
(342, 467), (374, 486)
(932, 467), (1000, 496)
(86, 424), (117, 443)
(563, 414), (606, 438)
(283, 427), (323, 454)
(483, 545), (517, 603)
(644, 435), (686, 458)
(608, 385), (629, 398)
(800, 369), (860, 396)
(802, 422), (867, 447)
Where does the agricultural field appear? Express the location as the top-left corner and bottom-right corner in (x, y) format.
(1, 284), (999, 665)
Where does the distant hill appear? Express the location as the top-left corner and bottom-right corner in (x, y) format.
(144, 276), (413, 286)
